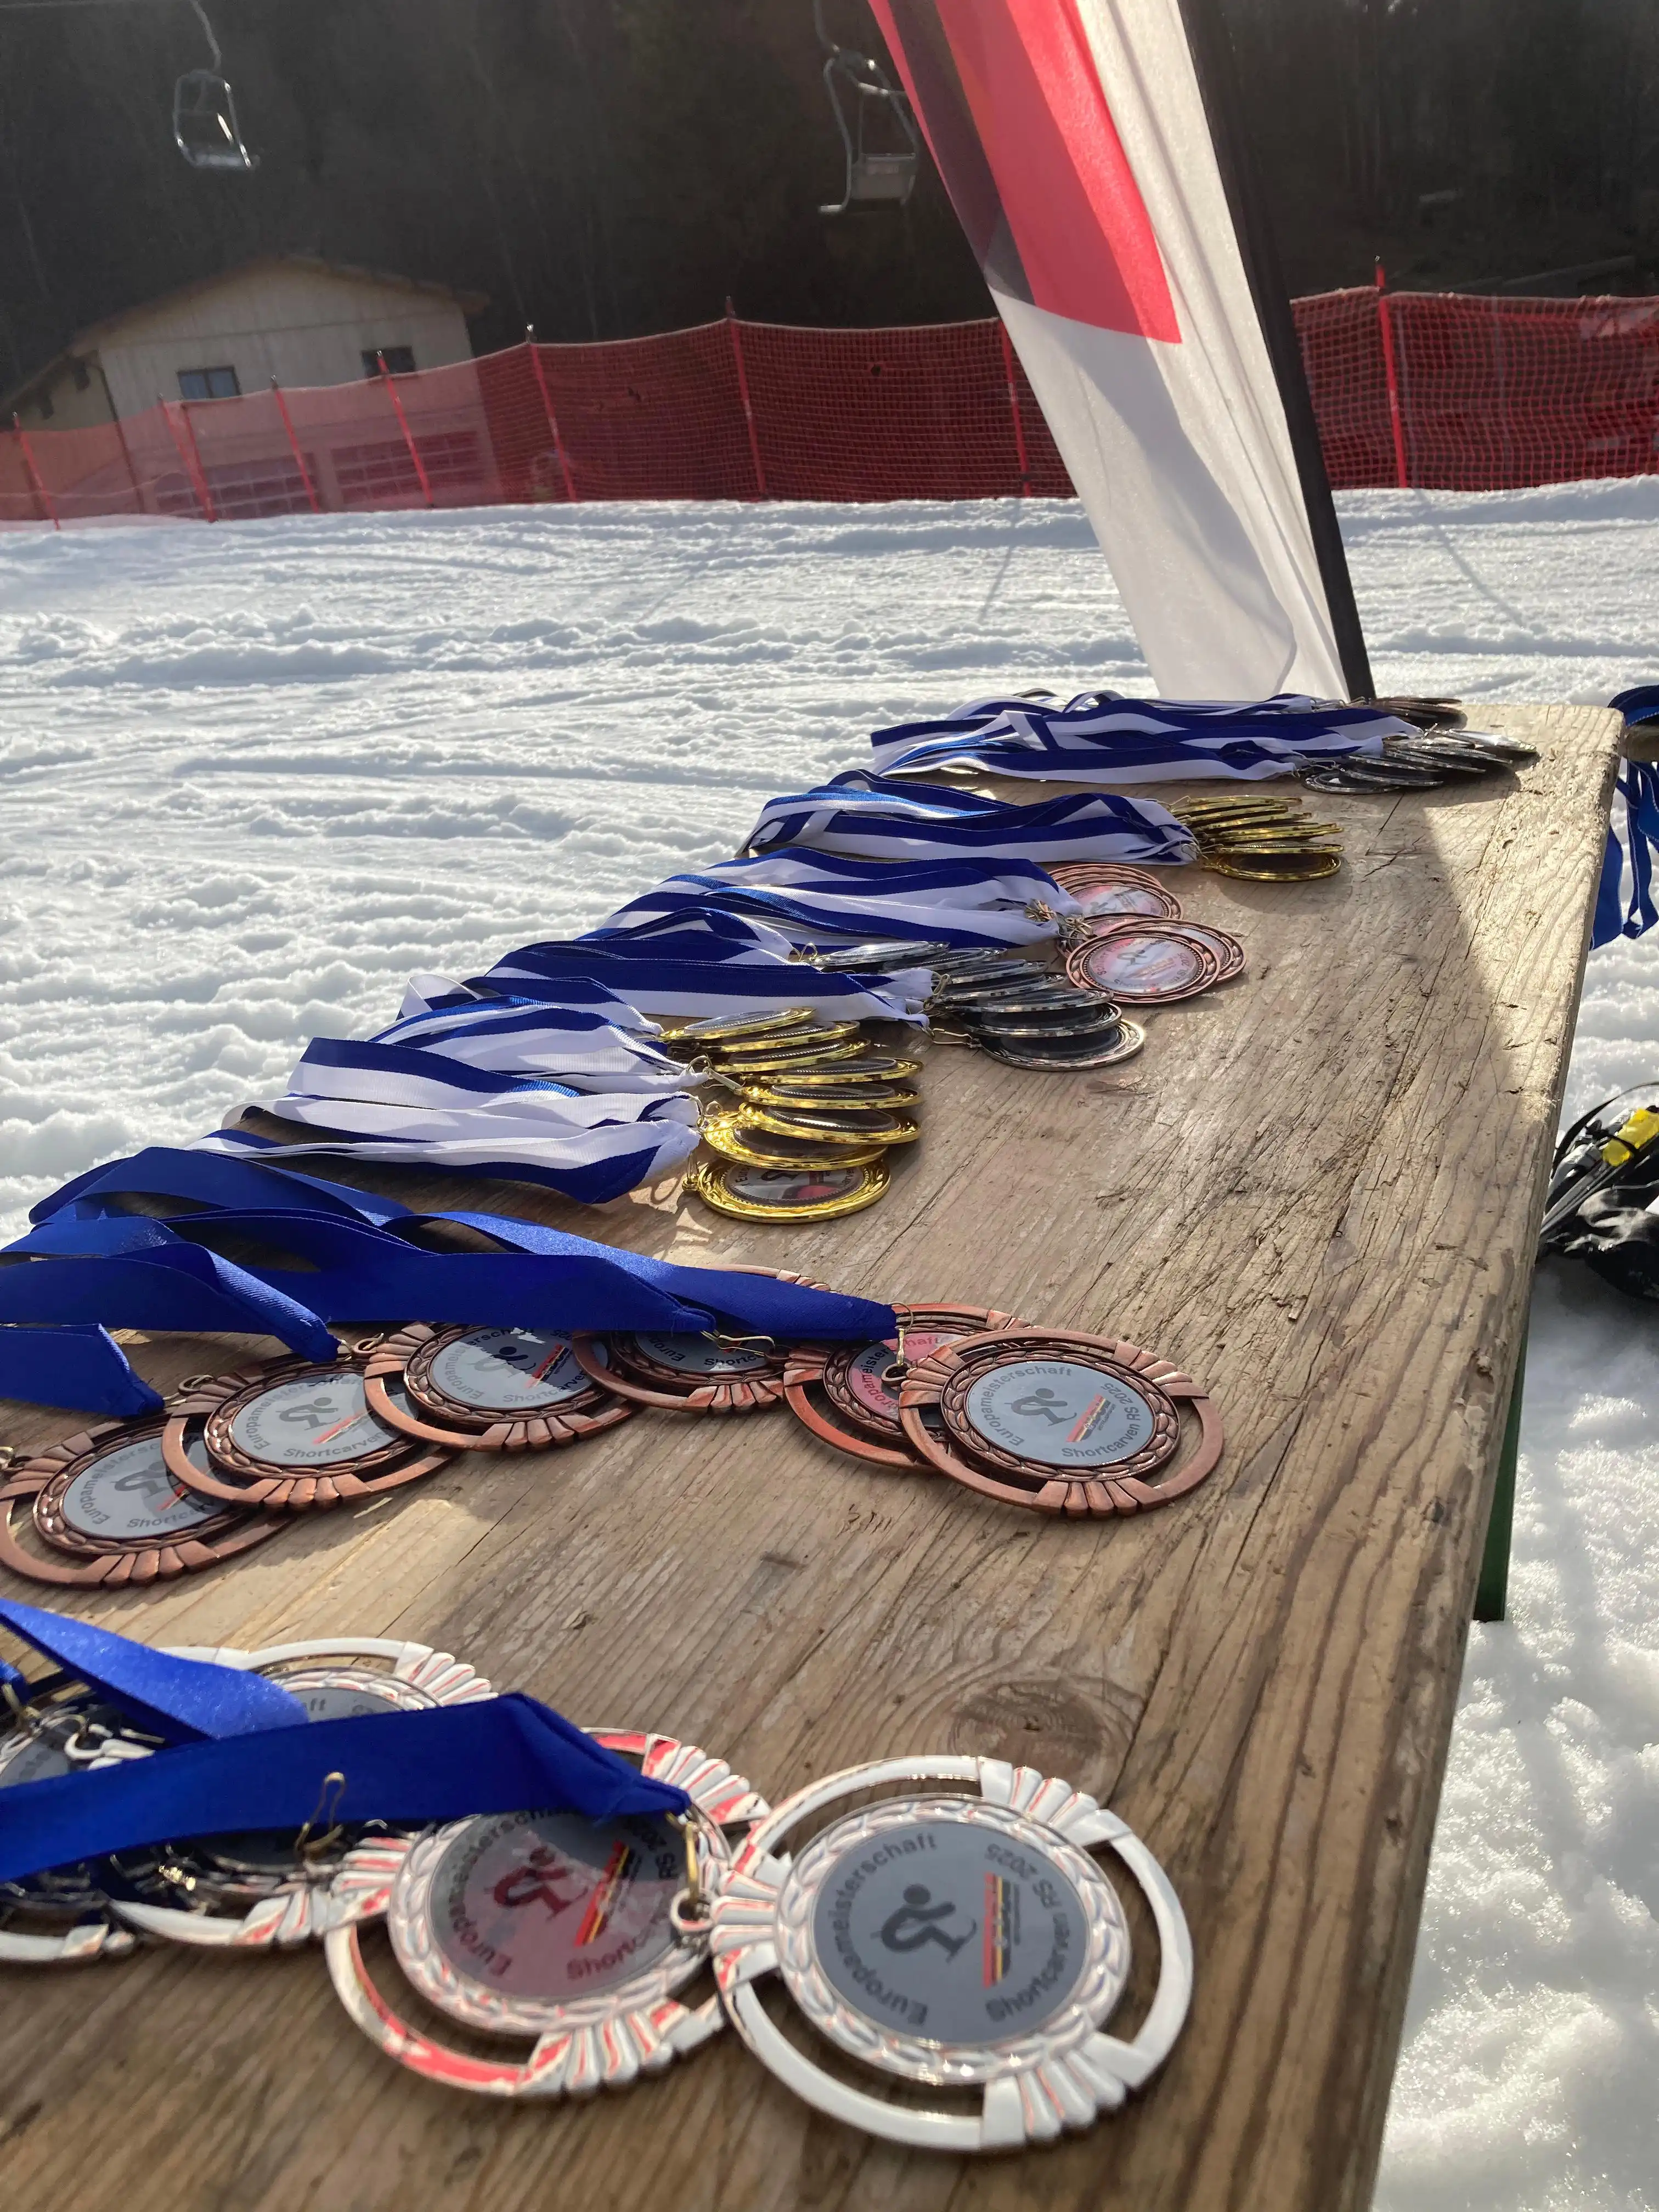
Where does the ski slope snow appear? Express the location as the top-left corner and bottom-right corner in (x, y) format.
(1, 483), (1657, 2209)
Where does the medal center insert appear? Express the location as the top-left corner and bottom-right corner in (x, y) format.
(845, 1332), (953, 1419)
(425, 1809), (684, 2005)
(961, 1360), (1158, 1469)
(229, 1372), (396, 1466)
(427, 1329), (587, 1412)
(809, 1813), (1089, 2049)
(62, 1435), (221, 1540)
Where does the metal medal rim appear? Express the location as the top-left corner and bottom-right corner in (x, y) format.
(709, 1753), (1193, 2152)
(571, 1312), (798, 1413)
(1168, 922), (1245, 981)
(897, 1328), (1224, 1516)
(741, 1081), (922, 1111)
(711, 1039), (873, 1073)
(1063, 924), (1221, 1004)
(1046, 862), (1170, 895)
(0, 1692), (155, 1963)
(1066, 881), (1184, 922)
(700, 1106), (887, 1172)
(323, 1728), (770, 2098)
(0, 1417), (284, 1588)
(1206, 851), (1342, 880)
(784, 1302), (1023, 1468)
(744, 1102), (921, 1148)
(966, 1011), (1126, 1042)
(163, 1356), (453, 1510)
(684, 1156), (891, 1224)
(978, 1020), (1147, 1072)
(716, 1020), (864, 1056)
(108, 1637), (498, 1950)
(362, 1323), (635, 1452)
(667, 1008), (816, 1045)
(755, 1057), (921, 1087)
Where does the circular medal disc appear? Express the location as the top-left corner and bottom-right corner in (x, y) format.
(1172, 921), (1245, 982)
(967, 1010), (1125, 1042)
(0, 1419), (284, 1589)
(1205, 850), (1341, 881)
(0, 1695), (151, 1962)
(572, 1324), (791, 1413)
(1064, 925), (1220, 1004)
(685, 1156), (891, 1225)
(899, 1327), (1223, 1516)
(363, 1324), (635, 1452)
(1068, 879), (1183, 921)
(747, 1102), (919, 1148)
(164, 1358), (452, 1511)
(668, 1009), (815, 1046)
(710, 1754), (1192, 2152)
(1047, 861), (1170, 896)
(701, 1109), (887, 1173)
(323, 1728), (768, 2100)
(762, 1056), (922, 1088)
(712, 1038), (873, 1074)
(743, 1080), (922, 1111)
(785, 1301), (1024, 1468)
(716, 1022), (863, 1060)
(979, 1020), (1146, 1073)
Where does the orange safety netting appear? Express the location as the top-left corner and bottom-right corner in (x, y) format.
(3, 293), (1656, 527)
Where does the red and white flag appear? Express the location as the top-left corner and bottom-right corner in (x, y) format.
(870, 0), (1351, 699)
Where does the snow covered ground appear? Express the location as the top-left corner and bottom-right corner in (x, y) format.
(1, 483), (1657, 2207)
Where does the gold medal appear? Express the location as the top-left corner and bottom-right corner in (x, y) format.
(685, 1156), (890, 1222)
(740, 1080), (922, 1111)
(743, 1102), (921, 1147)
(660, 1009), (815, 1047)
(700, 1107), (887, 1171)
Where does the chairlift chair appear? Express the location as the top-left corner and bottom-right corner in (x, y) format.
(173, 0), (257, 172)
(814, 0), (919, 216)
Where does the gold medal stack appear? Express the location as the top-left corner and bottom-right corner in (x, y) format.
(659, 1009), (923, 1223)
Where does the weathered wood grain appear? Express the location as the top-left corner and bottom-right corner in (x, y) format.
(0, 705), (1620, 2212)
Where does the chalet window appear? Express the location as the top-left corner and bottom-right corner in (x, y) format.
(177, 366), (240, 402)
(363, 346), (416, 377)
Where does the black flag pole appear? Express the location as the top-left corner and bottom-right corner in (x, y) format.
(1176, 0), (1376, 701)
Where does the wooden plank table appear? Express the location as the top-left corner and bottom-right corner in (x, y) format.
(0, 704), (1621, 2212)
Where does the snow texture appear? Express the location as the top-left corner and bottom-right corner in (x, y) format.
(1, 484), (1657, 2205)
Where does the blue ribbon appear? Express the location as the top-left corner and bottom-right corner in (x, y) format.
(0, 1600), (307, 1743)
(0, 1324), (165, 1417)
(0, 1240), (340, 1362)
(12, 1154), (896, 1373)
(0, 1691), (688, 1883)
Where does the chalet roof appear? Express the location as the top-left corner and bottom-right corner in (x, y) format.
(2, 255), (488, 414)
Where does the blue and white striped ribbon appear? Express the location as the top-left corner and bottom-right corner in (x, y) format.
(742, 774), (1197, 866)
(475, 938), (930, 1022)
(588, 849), (1079, 951)
(398, 971), (662, 1034)
(200, 1039), (699, 1196)
(375, 1000), (691, 1095)
(870, 692), (1413, 783)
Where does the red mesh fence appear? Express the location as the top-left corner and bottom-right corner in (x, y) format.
(3, 294), (1656, 526)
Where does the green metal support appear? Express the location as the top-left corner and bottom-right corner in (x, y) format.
(1475, 1325), (1527, 1623)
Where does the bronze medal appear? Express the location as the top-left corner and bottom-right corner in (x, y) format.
(0, 1418), (284, 1587)
(362, 1325), (634, 1452)
(785, 1301), (1024, 1468)
(162, 1355), (452, 1510)
(685, 1156), (890, 1223)
(1173, 921), (1245, 981)
(1047, 862), (1183, 921)
(1064, 922), (1222, 1003)
(572, 1327), (792, 1413)
(898, 1327), (1223, 1515)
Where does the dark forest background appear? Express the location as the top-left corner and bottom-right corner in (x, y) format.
(1, 0), (1656, 391)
